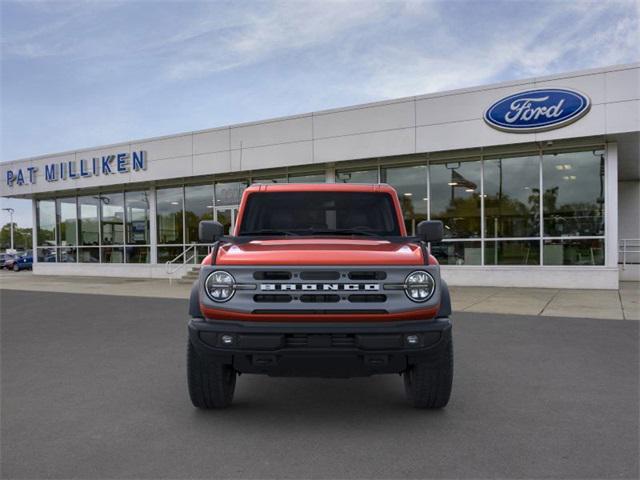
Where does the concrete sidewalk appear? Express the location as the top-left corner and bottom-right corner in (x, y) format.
(1, 270), (638, 320)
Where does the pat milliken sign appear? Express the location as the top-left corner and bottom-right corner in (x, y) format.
(484, 88), (591, 133)
(5, 151), (147, 187)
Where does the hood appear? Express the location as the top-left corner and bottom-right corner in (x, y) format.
(215, 238), (424, 266)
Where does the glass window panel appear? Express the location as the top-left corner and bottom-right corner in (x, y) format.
(485, 240), (540, 265)
(185, 184), (214, 243)
(484, 155), (540, 238)
(430, 160), (481, 239)
(37, 246), (56, 262)
(36, 200), (56, 246)
(215, 181), (247, 206)
(78, 247), (100, 263)
(543, 238), (604, 265)
(58, 246), (76, 263)
(100, 193), (124, 245)
(125, 246), (150, 264)
(56, 198), (77, 246)
(157, 246), (184, 263)
(431, 241), (482, 265)
(288, 172), (325, 183)
(253, 175), (287, 183)
(336, 169), (378, 183)
(78, 196), (100, 246)
(101, 246), (124, 263)
(156, 187), (183, 244)
(542, 150), (605, 237)
(125, 191), (150, 245)
(383, 165), (428, 235)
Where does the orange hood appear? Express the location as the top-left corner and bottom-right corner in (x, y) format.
(213, 238), (425, 266)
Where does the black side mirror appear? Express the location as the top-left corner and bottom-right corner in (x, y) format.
(417, 220), (443, 243)
(199, 221), (225, 243)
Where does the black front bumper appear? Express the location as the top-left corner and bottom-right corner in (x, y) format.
(188, 318), (452, 378)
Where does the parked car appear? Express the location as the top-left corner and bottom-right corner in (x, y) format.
(12, 252), (33, 271)
(2, 254), (17, 270)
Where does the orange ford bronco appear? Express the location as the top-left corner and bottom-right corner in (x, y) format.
(188, 183), (452, 408)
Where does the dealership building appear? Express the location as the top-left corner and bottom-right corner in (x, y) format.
(1, 63), (638, 289)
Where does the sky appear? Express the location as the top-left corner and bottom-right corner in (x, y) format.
(1, 0), (639, 228)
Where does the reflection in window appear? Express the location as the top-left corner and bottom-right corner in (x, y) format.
(215, 181), (247, 206)
(253, 176), (287, 183)
(543, 238), (604, 265)
(288, 172), (325, 183)
(336, 169), (378, 183)
(430, 160), (481, 238)
(383, 165), (428, 235)
(542, 150), (605, 237)
(157, 187), (183, 244)
(100, 193), (124, 245)
(484, 155), (540, 238)
(37, 247), (56, 262)
(157, 246), (184, 264)
(485, 240), (540, 265)
(78, 196), (100, 246)
(78, 247), (99, 263)
(185, 184), (214, 243)
(125, 191), (150, 245)
(37, 200), (56, 246)
(56, 198), (77, 246)
(431, 241), (481, 265)
(58, 246), (76, 263)
(101, 247), (124, 263)
(126, 246), (150, 263)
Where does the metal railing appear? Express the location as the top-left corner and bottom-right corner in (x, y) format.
(619, 238), (640, 269)
(166, 244), (198, 283)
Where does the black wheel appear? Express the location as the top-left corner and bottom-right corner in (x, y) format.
(187, 340), (236, 408)
(12, 264), (19, 272)
(404, 337), (453, 408)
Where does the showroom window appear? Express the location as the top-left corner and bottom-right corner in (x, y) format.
(56, 197), (77, 263)
(383, 165), (428, 236)
(125, 190), (151, 263)
(100, 193), (124, 263)
(156, 187), (184, 263)
(336, 168), (379, 184)
(77, 195), (100, 262)
(36, 199), (57, 262)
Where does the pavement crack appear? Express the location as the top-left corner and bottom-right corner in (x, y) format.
(538, 289), (561, 316)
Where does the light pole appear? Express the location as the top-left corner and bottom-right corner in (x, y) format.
(2, 207), (15, 251)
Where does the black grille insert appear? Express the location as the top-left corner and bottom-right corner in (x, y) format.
(253, 271), (292, 280)
(300, 271), (341, 280)
(348, 271), (387, 280)
(300, 294), (340, 303)
(284, 334), (357, 348)
(348, 294), (387, 303)
(253, 294), (292, 303)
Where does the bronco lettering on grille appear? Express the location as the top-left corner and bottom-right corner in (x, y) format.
(260, 283), (380, 291)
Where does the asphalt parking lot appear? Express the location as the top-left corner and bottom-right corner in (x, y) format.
(1, 289), (638, 479)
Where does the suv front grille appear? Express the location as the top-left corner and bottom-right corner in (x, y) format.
(284, 334), (356, 348)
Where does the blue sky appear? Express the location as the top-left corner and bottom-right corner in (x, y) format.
(1, 0), (639, 228)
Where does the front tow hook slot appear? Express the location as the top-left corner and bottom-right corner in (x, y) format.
(364, 355), (389, 367)
(252, 354), (277, 367)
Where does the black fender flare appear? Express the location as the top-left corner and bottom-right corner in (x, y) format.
(189, 280), (203, 319)
(436, 279), (451, 318)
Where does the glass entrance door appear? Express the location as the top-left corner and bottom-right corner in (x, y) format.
(216, 207), (239, 235)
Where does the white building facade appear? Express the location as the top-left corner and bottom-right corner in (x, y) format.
(2, 63), (639, 289)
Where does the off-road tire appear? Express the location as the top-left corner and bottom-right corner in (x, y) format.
(187, 340), (236, 408)
(404, 337), (453, 408)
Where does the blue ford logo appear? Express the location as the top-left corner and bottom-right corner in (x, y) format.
(484, 88), (591, 133)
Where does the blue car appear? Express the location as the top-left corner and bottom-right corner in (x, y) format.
(13, 253), (33, 271)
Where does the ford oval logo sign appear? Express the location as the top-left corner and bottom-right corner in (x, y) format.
(484, 88), (591, 133)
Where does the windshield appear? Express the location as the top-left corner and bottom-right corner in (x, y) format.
(238, 192), (401, 237)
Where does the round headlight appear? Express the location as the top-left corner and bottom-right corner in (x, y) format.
(205, 270), (236, 302)
(404, 270), (435, 302)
